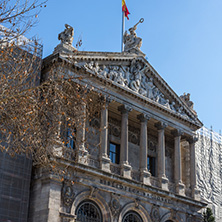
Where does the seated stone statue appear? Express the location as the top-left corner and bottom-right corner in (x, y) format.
(58, 24), (74, 45)
(123, 18), (144, 54)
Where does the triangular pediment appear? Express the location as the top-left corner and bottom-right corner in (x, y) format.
(57, 52), (201, 127)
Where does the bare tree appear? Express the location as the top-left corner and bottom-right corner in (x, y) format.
(0, 1), (102, 176)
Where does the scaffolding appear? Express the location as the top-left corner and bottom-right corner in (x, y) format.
(196, 126), (222, 221)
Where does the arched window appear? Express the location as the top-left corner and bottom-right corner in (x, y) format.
(76, 200), (102, 222)
(122, 211), (143, 222)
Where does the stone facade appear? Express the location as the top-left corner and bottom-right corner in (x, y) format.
(27, 24), (207, 221)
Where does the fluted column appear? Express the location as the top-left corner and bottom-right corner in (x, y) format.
(155, 121), (168, 190)
(172, 129), (185, 195)
(188, 136), (200, 200)
(137, 114), (151, 185)
(100, 97), (111, 172)
(118, 105), (132, 179)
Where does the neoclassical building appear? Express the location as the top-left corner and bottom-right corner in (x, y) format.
(28, 24), (207, 222)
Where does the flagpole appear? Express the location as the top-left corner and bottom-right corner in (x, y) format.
(121, 10), (125, 52)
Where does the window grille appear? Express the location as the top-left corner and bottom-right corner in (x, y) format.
(122, 211), (143, 222)
(76, 201), (102, 222)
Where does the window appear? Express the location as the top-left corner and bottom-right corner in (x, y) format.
(109, 142), (120, 164)
(122, 211), (143, 222)
(66, 128), (76, 149)
(147, 156), (156, 176)
(76, 200), (102, 222)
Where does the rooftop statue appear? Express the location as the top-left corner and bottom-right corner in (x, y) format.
(58, 24), (74, 45)
(54, 24), (76, 54)
(123, 18), (144, 55)
(180, 93), (194, 109)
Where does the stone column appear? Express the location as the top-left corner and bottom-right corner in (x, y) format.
(76, 103), (88, 164)
(137, 113), (151, 185)
(155, 121), (169, 190)
(172, 129), (185, 195)
(100, 98), (111, 172)
(188, 136), (200, 200)
(118, 105), (132, 179)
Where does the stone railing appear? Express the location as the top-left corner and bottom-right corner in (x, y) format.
(110, 163), (121, 175)
(168, 181), (176, 193)
(63, 147), (76, 160)
(150, 176), (159, 188)
(185, 187), (191, 198)
(131, 170), (140, 182)
(87, 155), (100, 169)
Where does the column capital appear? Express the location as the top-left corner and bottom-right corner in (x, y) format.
(101, 95), (112, 106)
(154, 121), (168, 130)
(187, 136), (198, 144)
(118, 104), (132, 114)
(137, 113), (150, 123)
(171, 129), (184, 137)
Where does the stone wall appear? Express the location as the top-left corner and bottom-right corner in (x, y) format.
(196, 127), (222, 221)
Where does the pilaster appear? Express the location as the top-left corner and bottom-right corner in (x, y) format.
(76, 103), (88, 164)
(100, 97), (111, 172)
(188, 136), (200, 200)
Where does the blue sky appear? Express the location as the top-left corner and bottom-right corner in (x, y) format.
(29, 0), (222, 133)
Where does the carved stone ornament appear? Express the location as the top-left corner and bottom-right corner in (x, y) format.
(123, 18), (145, 56)
(148, 139), (157, 152)
(186, 215), (192, 222)
(151, 205), (160, 222)
(90, 118), (100, 129)
(80, 60), (193, 121)
(111, 125), (121, 137)
(89, 186), (99, 198)
(134, 198), (141, 209)
(109, 193), (121, 218)
(62, 181), (75, 207)
(129, 132), (139, 145)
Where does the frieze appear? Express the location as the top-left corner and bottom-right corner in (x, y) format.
(80, 59), (192, 121)
(100, 179), (173, 204)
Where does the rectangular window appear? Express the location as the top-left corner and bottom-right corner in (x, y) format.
(67, 128), (76, 149)
(109, 142), (120, 164)
(147, 156), (156, 176)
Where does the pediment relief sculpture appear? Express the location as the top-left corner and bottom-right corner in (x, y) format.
(81, 60), (194, 120)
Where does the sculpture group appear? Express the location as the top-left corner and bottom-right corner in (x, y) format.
(83, 60), (190, 119)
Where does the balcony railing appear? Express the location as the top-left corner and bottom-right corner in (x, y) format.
(110, 163), (121, 175)
(87, 155), (100, 168)
(131, 170), (140, 182)
(150, 176), (159, 188)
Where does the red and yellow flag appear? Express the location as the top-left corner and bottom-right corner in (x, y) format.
(122, 0), (130, 20)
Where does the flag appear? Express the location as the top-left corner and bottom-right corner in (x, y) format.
(122, 0), (130, 20)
